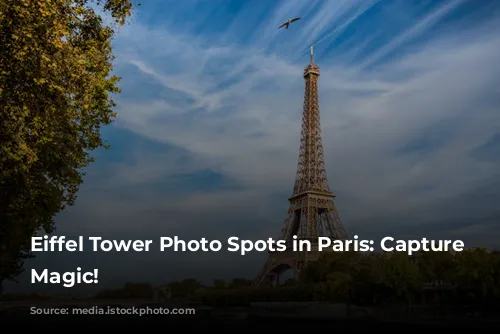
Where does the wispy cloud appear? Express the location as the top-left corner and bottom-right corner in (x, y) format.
(359, 0), (469, 69)
(110, 0), (500, 223)
(7, 0), (500, 292)
(315, 0), (383, 53)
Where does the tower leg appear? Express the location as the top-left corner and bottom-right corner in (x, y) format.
(269, 273), (279, 287)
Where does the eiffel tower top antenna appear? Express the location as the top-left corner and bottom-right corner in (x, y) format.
(310, 44), (314, 64)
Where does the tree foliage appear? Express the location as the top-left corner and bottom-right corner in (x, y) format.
(192, 250), (500, 311)
(167, 279), (202, 298)
(82, 250), (500, 315)
(0, 0), (134, 286)
(95, 282), (153, 299)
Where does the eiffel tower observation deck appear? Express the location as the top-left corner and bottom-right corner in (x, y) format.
(252, 45), (348, 287)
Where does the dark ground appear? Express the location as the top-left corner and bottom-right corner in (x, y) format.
(1, 312), (497, 330)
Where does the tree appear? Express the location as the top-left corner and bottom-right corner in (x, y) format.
(301, 251), (362, 302)
(229, 278), (251, 288)
(454, 248), (500, 307)
(374, 252), (421, 305)
(168, 279), (202, 298)
(416, 250), (455, 287)
(96, 282), (153, 299)
(300, 251), (423, 305)
(0, 0), (135, 288)
(212, 279), (227, 289)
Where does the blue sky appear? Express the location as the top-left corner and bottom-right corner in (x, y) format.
(7, 0), (500, 294)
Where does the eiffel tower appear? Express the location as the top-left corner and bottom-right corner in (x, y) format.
(252, 45), (347, 287)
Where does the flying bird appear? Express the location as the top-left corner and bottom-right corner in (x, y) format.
(279, 17), (301, 29)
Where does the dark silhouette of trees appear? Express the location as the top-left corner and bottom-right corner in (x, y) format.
(213, 279), (227, 289)
(229, 278), (252, 289)
(189, 249), (500, 312)
(96, 282), (153, 299)
(87, 249), (500, 318)
(167, 279), (202, 299)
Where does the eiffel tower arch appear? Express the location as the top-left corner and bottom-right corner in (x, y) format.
(252, 46), (348, 288)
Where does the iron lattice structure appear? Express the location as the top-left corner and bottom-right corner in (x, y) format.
(252, 46), (347, 287)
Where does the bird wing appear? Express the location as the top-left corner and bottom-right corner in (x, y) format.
(278, 22), (288, 28)
(290, 17), (301, 23)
